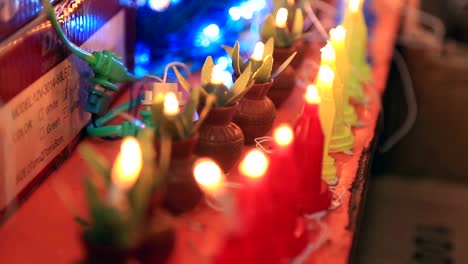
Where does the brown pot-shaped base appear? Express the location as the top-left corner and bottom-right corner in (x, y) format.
(290, 40), (307, 70)
(81, 236), (128, 264)
(269, 47), (297, 107)
(81, 210), (176, 264)
(196, 104), (244, 172)
(155, 134), (203, 215)
(234, 81), (276, 144)
(135, 209), (176, 264)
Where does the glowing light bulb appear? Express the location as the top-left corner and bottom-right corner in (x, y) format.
(349, 0), (360, 13)
(316, 65), (335, 90)
(239, 150), (269, 179)
(229, 7), (241, 21)
(275, 8), (288, 28)
(273, 124), (294, 147)
(305, 84), (321, 104)
(320, 42), (336, 64)
(149, 0), (170, 11)
(163, 92), (180, 116)
(330, 26), (346, 42)
(211, 65), (225, 85)
(203, 24), (220, 39)
(111, 137), (142, 190)
(251, 42), (265, 61)
(194, 158), (224, 196)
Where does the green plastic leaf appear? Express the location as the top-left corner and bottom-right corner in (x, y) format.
(201, 56), (215, 86)
(253, 55), (273, 83)
(292, 8), (304, 38)
(184, 85), (200, 135)
(272, 51), (297, 79)
(79, 144), (111, 186)
(230, 63), (252, 101)
(264, 37), (275, 58)
(130, 129), (155, 222)
(173, 66), (191, 93)
(275, 27), (292, 48)
(260, 15), (276, 41)
(151, 96), (165, 135)
(74, 216), (90, 227)
(193, 94), (215, 132)
(231, 41), (241, 75)
(84, 175), (104, 221)
(240, 60), (251, 73)
(222, 45), (234, 57)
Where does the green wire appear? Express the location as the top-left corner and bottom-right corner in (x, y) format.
(87, 125), (122, 137)
(93, 96), (143, 127)
(42, 0), (96, 65)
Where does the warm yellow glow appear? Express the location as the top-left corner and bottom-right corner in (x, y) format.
(305, 84), (321, 104)
(111, 137), (142, 190)
(210, 65), (225, 85)
(316, 65), (335, 90)
(273, 124), (294, 148)
(330, 26), (346, 43)
(251, 42), (265, 61)
(287, 0), (295, 6)
(349, 0), (360, 13)
(163, 92), (180, 116)
(194, 158), (224, 196)
(320, 42), (336, 65)
(275, 8), (288, 28)
(239, 150), (269, 179)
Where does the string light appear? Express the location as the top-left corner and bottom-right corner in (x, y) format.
(349, 0), (361, 13)
(163, 92), (180, 116)
(275, 8), (288, 28)
(273, 124), (294, 147)
(111, 137), (142, 190)
(239, 150), (269, 179)
(251, 41), (265, 61)
(320, 43), (336, 65)
(194, 158), (225, 196)
(305, 85), (321, 104)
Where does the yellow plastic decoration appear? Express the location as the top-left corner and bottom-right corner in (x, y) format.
(315, 65), (338, 185)
(320, 43), (354, 153)
(341, 0), (372, 104)
(330, 26), (358, 126)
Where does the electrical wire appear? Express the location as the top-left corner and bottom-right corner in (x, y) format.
(379, 49), (418, 153)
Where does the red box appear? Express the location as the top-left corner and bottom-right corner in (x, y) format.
(0, 0), (135, 214)
(0, 0), (60, 41)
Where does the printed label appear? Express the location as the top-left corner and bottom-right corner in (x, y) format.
(0, 10), (126, 208)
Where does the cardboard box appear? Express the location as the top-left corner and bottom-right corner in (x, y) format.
(356, 176), (468, 264)
(380, 43), (468, 182)
(0, 0), (134, 214)
(0, 0), (60, 41)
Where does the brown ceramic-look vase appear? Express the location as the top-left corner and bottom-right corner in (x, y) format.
(291, 40), (307, 70)
(81, 236), (128, 264)
(233, 81), (276, 144)
(155, 134), (202, 215)
(268, 47), (297, 107)
(196, 103), (244, 172)
(81, 210), (176, 264)
(135, 209), (176, 264)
